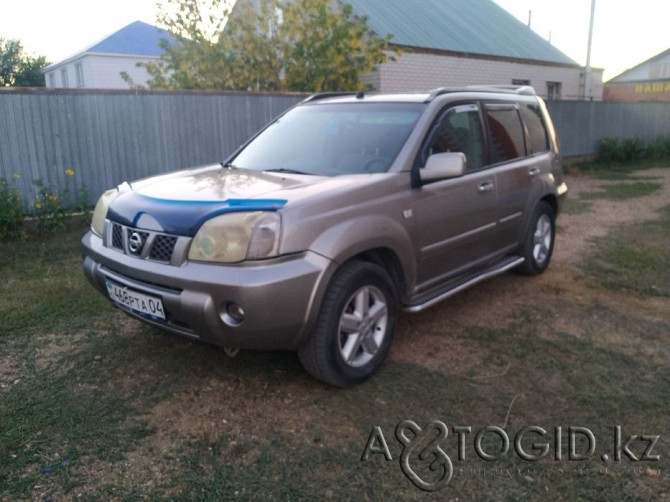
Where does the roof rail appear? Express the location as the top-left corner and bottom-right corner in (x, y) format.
(300, 91), (360, 104)
(426, 85), (536, 101)
(466, 85), (537, 95)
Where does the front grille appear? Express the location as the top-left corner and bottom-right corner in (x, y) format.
(108, 222), (181, 264)
(111, 224), (123, 249)
(150, 235), (178, 262)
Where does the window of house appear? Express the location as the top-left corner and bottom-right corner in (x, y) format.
(546, 81), (562, 100)
(48, 73), (55, 88)
(60, 68), (69, 88)
(662, 62), (670, 79)
(75, 63), (85, 87)
(512, 79), (531, 86)
(423, 103), (485, 171)
(484, 105), (526, 164)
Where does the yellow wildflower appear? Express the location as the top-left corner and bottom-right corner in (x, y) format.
(65, 169), (75, 176)
(35, 202), (42, 209)
(13, 173), (20, 179)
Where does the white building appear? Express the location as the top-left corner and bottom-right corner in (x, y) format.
(346, 0), (603, 100)
(42, 21), (174, 89)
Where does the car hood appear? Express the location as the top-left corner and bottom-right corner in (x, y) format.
(105, 164), (357, 236)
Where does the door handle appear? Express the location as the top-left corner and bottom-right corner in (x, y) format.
(478, 182), (494, 193)
(528, 168), (540, 177)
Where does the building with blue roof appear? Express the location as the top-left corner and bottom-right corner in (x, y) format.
(42, 21), (174, 89)
(342, 0), (602, 99)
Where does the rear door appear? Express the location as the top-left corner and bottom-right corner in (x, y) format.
(483, 101), (544, 252)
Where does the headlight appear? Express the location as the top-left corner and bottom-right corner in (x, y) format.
(188, 212), (281, 263)
(90, 189), (119, 237)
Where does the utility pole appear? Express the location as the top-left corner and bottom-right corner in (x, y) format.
(584, 0), (596, 100)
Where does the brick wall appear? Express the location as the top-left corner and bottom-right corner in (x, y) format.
(372, 52), (603, 100)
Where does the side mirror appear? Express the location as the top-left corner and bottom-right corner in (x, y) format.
(420, 152), (466, 183)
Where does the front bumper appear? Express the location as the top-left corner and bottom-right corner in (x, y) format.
(81, 231), (333, 350)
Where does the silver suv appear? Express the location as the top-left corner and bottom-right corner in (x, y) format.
(82, 86), (568, 387)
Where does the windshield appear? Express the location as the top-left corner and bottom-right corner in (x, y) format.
(230, 102), (425, 176)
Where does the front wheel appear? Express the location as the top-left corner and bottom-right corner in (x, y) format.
(517, 201), (556, 276)
(298, 261), (397, 387)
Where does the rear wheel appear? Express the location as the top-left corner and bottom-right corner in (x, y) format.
(298, 261), (397, 387)
(517, 201), (555, 276)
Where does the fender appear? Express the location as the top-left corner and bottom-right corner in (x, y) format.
(308, 214), (417, 299)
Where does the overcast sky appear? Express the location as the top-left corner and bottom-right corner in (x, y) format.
(2, 0), (668, 81)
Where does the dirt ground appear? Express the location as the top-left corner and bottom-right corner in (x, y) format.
(5, 167), (669, 499)
(136, 167), (670, 457)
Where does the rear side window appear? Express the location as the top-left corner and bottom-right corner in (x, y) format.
(485, 105), (525, 164)
(520, 104), (549, 154)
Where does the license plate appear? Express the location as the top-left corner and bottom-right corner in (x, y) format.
(105, 280), (166, 321)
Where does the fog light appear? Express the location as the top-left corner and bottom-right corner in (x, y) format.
(227, 302), (245, 322)
(221, 302), (245, 327)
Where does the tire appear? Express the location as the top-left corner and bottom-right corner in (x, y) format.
(298, 260), (397, 387)
(517, 201), (556, 276)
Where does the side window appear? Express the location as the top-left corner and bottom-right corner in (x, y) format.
(520, 103), (549, 154)
(424, 104), (484, 171)
(484, 105), (525, 164)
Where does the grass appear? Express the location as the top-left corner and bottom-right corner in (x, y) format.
(563, 162), (664, 214)
(583, 204), (670, 297)
(570, 158), (669, 177)
(562, 198), (593, 215)
(565, 179), (662, 215)
(580, 181), (662, 201)
(1, 190), (670, 500)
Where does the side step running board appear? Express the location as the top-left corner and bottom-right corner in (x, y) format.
(403, 256), (525, 313)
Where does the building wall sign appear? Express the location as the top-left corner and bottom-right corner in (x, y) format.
(604, 81), (670, 101)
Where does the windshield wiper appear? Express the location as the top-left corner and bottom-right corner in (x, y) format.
(221, 162), (240, 169)
(263, 168), (314, 175)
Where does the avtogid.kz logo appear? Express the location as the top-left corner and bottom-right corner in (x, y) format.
(361, 421), (661, 492)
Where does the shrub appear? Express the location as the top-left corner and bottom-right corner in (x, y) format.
(33, 178), (69, 232)
(620, 137), (642, 162)
(0, 176), (24, 240)
(32, 169), (90, 233)
(597, 138), (618, 163)
(644, 137), (670, 161)
(597, 136), (670, 164)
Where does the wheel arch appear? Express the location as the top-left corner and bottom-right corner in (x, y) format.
(541, 193), (559, 217)
(348, 247), (407, 303)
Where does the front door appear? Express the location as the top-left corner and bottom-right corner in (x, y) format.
(412, 103), (499, 291)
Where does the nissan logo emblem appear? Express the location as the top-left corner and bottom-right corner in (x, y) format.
(128, 232), (144, 254)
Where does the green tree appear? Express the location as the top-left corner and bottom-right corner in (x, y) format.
(141, 0), (394, 91)
(0, 38), (49, 87)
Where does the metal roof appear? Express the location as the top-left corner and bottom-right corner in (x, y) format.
(85, 21), (174, 56)
(345, 0), (577, 66)
(43, 21), (176, 71)
(607, 48), (670, 83)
